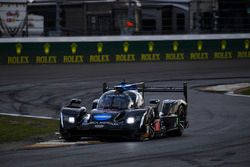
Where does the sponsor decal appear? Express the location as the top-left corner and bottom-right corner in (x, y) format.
(8, 56), (29, 64)
(237, 39), (250, 58)
(35, 43), (57, 64)
(189, 40), (208, 60)
(165, 41), (185, 61)
(8, 43), (29, 64)
(213, 52), (232, 59)
(140, 42), (160, 61)
(221, 40), (227, 51)
(63, 43), (84, 63)
(116, 54), (135, 62)
(237, 51), (250, 58)
(94, 114), (112, 121)
(16, 43), (22, 55)
(190, 52), (208, 60)
(213, 40), (232, 59)
(141, 53), (160, 61)
(244, 39), (249, 50)
(63, 55), (84, 63)
(123, 42), (129, 53)
(197, 40), (203, 51)
(148, 41), (154, 53)
(172, 41), (179, 52)
(115, 42), (135, 62)
(89, 42), (110, 63)
(0, 4), (26, 37)
(44, 43), (50, 55)
(71, 43), (77, 54)
(90, 54), (110, 63)
(165, 53), (184, 61)
(36, 56), (57, 64)
(97, 42), (103, 54)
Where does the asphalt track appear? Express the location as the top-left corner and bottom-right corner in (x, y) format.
(0, 60), (250, 167)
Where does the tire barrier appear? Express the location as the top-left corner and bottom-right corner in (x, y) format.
(0, 34), (249, 65)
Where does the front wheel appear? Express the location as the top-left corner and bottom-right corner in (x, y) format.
(135, 123), (155, 141)
(61, 131), (80, 142)
(60, 125), (80, 142)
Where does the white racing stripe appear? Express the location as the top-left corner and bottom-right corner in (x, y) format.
(0, 112), (57, 120)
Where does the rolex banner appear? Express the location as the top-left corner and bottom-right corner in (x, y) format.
(0, 39), (249, 65)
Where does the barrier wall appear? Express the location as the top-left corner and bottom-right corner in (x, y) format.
(0, 34), (249, 64)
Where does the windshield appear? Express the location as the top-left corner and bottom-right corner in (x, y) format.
(97, 91), (133, 110)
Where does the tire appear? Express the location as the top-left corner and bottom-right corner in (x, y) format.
(134, 109), (156, 141)
(60, 124), (80, 142)
(135, 122), (155, 141)
(64, 136), (80, 142)
(61, 131), (80, 142)
(174, 105), (186, 136)
(174, 127), (183, 136)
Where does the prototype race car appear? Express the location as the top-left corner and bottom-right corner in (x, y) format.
(59, 82), (189, 141)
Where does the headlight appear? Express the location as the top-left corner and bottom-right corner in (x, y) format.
(68, 117), (75, 124)
(126, 117), (135, 124)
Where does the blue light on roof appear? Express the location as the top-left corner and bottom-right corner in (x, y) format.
(114, 82), (138, 92)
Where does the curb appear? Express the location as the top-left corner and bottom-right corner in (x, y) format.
(199, 83), (250, 97)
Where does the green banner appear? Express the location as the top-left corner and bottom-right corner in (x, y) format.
(0, 39), (249, 65)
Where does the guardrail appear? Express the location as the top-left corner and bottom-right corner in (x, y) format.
(0, 34), (249, 65)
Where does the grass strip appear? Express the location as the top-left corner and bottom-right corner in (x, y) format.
(240, 87), (250, 95)
(0, 115), (58, 144)
(235, 86), (250, 96)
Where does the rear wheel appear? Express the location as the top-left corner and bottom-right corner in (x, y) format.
(174, 105), (186, 136)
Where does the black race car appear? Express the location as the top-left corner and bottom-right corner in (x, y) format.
(59, 82), (189, 141)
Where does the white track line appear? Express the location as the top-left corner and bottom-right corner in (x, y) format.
(0, 112), (56, 120)
(201, 83), (250, 98)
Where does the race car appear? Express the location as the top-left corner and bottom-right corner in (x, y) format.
(59, 82), (189, 141)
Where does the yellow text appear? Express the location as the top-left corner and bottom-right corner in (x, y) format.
(64, 55), (84, 63)
(165, 53), (184, 61)
(213, 52), (232, 59)
(237, 51), (250, 58)
(141, 53), (160, 61)
(116, 54), (135, 62)
(190, 52), (209, 60)
(8, 56), (29, 64)
(90, 55), (110, 63)
(36, 56), (57, 64)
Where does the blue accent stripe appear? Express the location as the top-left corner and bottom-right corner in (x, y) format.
(94, 114), (112, 121)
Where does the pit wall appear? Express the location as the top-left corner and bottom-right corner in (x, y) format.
(0, 34), (249, 64)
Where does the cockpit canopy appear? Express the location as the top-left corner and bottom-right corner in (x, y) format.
(97, 90), (144, 110)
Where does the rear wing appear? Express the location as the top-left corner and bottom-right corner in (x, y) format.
(102, 82), (188, 102)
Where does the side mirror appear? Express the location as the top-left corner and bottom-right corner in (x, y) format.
(78, 106), (87, 120)
(149, 99), (160, 111)
(92, 99), (99, 109)
(70, 98), (82, 105)
(80, 106), (87, 113)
